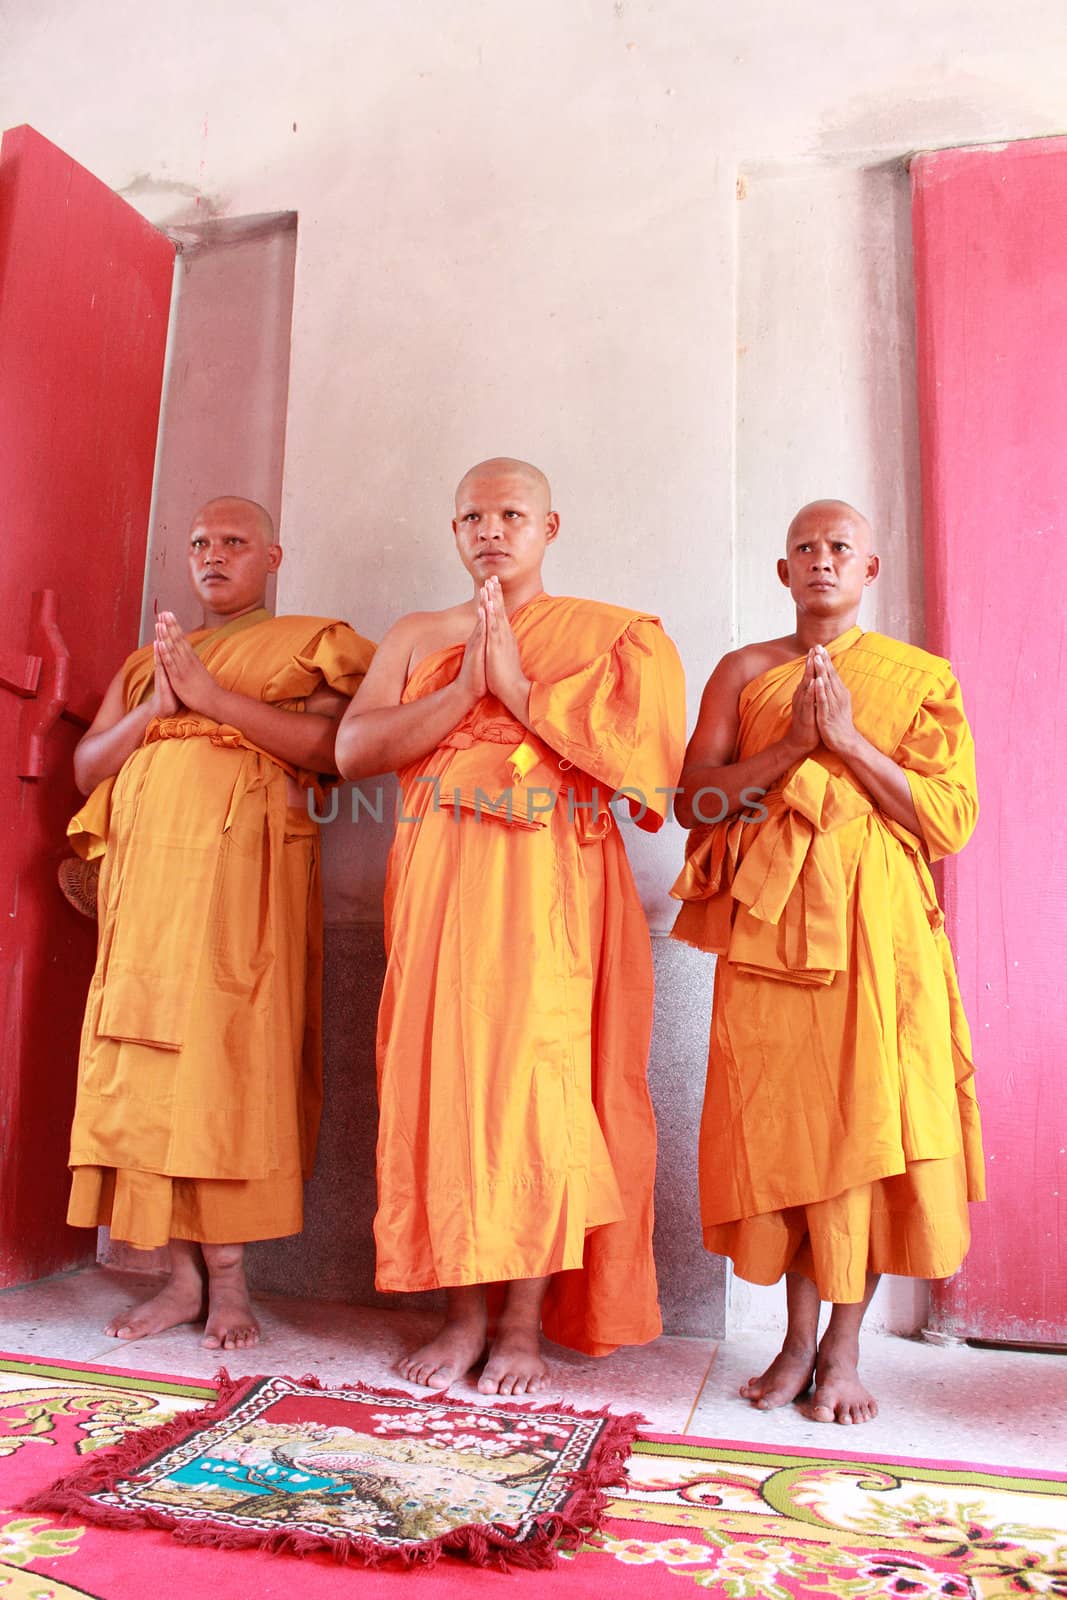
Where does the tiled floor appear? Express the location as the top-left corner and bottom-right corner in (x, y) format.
(2, 1267), (1064, 1471)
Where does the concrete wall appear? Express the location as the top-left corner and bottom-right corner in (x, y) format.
(8, 0), (1065, 1338)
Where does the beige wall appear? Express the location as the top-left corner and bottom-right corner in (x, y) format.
(8, 0), (1065, 1334)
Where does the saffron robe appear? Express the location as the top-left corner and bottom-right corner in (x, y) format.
(375, 592), (686, 1356)
(66, 609), (375, 1249)
(671, 627), (985, 1303)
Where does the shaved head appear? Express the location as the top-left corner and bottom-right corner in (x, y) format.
(192, 496), (276, 546)
(455, 458), (552, 512)
(787, 499), (873, 554)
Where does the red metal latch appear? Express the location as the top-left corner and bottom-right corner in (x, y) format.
(16, 589), (70, 778)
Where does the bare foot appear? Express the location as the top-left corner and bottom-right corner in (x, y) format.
(105, 1277), (204, 1341)
(478, 1326), (549, 1396)
(398, 1319), (487, 1389)
(810, 1336), (878, 1425)
(201, 1244), (260, 1351)
(740, 1339), (817, 1409)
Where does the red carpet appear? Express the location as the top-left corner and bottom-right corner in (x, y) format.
(3, 1352), (1065, 1597)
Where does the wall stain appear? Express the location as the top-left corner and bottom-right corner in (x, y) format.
(118, 173), (228, 221)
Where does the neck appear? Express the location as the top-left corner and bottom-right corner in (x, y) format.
(199, 598), (267, 630)
(791, 609), (861, 651)
(476, 575), (545, 616)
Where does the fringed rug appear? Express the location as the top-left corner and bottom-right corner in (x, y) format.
(22, 1366), (636, 1570)
(3, 1352), (1066, 1598)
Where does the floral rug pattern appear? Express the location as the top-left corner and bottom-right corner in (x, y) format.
(2, 1353), (1065, 1597)
(28, 1370), (635, 1566)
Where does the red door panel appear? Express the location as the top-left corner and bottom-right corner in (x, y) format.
(0, 125), (175, 1287)
(912, 137), (1067, 1343)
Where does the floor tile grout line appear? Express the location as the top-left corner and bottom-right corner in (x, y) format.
(681, 1342), (720, 1436)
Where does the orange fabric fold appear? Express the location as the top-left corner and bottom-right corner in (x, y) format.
(670, 629), (984, 1299)
(374, 593), (686, 1355)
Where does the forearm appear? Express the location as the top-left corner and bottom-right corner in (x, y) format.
(836, 732), (922, 837)
(335, 679), (475, 780)
(210, 687), (343, 775)
(675, 737), (801, 829)
(497, 674), (532, 729)
(74, 702), (156, 795)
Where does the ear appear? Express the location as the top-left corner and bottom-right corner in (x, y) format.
(267, 543), (283, 574)
(776, 557), (790, 587)
(864, 553), (880, 585)
(544, 511), (560, 544)
(451, 519), (460, 539)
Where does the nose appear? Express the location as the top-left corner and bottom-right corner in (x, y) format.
(479, 518), (504, 542)
(810, 545), (832, 569)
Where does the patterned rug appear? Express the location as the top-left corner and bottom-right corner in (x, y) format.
(21, 1365), (636, 1569)
(3, 1352), (1066, 1597)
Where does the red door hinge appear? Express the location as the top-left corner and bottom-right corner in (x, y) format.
(17, 590), (70, 778)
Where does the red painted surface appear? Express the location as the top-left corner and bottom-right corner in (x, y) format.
(913, 138), (1067, 1342)
(0, 125), (175, 1287)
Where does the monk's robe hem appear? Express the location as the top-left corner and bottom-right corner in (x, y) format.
(68, 1164), (304, 1250)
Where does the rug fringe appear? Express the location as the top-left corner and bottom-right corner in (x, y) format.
(24, 1369), (643, 1572)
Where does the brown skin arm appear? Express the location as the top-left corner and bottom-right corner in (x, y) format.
(74, 647), (180, 796)
(334, 613), (486, 781)
(811, 645), (922, 837)
(675, 650), (818, 828)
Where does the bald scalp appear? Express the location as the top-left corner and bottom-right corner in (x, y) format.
(455, 458), (552, 511)
(192, 496), (276, 547)
(787, 499), (874, 554)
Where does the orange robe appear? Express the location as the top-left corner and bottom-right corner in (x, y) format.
(375, 593), (686, 1355)
(671, 627), (985, 1303)
(66, 609), (375, 1249)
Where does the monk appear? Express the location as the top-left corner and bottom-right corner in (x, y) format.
(335, 458), (685, 1394)
(672, 500), (984, 1424)
(66, 496), (374, 1350)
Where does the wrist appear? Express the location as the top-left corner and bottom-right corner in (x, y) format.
(832, 726), (864, 762)
(446, 676), (479, 717)
(780, 732), (812, 765)
(504, 674), (532, 726)
(204, 683), (231, 723)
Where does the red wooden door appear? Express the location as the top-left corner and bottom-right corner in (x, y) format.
(912, 137), (1067, 1343)
(0, 126), (175, 1287)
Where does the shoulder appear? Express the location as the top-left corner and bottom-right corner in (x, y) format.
(548, 595), (662, 629)
(379, 603), (472, 649)
(120, 639), (155, 675)
(856, 632), (956, 685)
(706, 637), (795, 691)
(264, 613), (356, 638)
